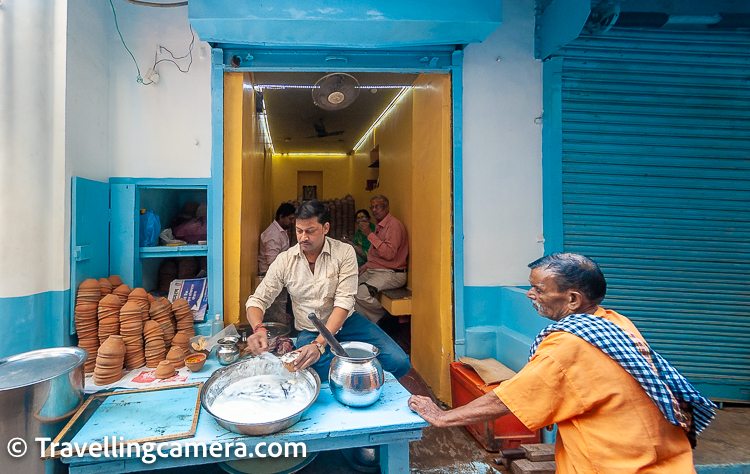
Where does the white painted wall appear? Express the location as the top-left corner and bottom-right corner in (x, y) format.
(67, 0), (111, 183)
(0, 0), (69, 297)
(107, 1), (212, 178)
(64, 0), (113, 293)
(462, 0), (544, 287)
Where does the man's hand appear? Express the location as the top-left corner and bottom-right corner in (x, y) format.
(292, 344), (322, 371)
(246, 331), (269, 355)
(408, 395), (447, 427)
(409, 392), (511, 428)
(358, 221), (373, 237)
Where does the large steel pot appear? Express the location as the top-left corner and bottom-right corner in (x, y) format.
(201, 356), (320, 435)
(329, 342), (384, 408)
(0, 347), (86, 474)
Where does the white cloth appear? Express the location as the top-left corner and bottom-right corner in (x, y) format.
(246, 237), (358, 333)
(258, 220), (290, 273)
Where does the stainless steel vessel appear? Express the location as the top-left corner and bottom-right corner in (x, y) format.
(201, 356), (321, 435)
(0, 347), (86, 474)
(216, 336), (240, 365)
(329, 342), (384, 407)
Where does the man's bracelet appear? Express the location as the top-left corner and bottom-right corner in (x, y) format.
(253, 323), (267, 334)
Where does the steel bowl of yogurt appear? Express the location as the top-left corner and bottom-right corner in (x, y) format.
(200, 354), (321, 435)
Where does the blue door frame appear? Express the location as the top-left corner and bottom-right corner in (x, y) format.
(208, 46), (467, 357)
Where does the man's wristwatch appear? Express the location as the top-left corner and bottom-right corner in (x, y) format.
(312, 341), (326, 355)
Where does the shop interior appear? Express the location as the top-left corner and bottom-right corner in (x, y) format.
(222, 70), (455, 385)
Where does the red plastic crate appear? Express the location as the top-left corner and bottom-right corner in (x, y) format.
(450, 362), (540, 452)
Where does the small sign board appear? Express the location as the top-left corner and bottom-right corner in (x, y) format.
(168, 277), (208, 322)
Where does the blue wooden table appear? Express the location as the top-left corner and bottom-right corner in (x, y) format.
(62, 357), (428, 474)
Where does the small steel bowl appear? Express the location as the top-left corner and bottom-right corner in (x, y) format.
(201, 356), (321, 436)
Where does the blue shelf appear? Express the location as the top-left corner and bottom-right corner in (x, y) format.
(139, 245), (208, 258)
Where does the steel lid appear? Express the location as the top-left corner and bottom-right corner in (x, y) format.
(0, 347), (86, 391)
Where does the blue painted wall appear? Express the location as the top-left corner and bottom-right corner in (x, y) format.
(189, 0), (502, 48)
(463, 285), (549, 372)
(0, 291), (74, 359)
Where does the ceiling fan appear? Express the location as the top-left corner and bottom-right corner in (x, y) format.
(312, 73), (360, 110)
(307, 119), (345, 139)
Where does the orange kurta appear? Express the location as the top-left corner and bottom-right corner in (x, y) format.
(494, 308), (694, 473)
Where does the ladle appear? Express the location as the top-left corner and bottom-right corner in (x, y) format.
(307, 313), (349, 357)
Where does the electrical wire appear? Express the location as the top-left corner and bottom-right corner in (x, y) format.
(151, 27), (195, 74)
(120, 0), (187, 7)
(109, 0), (153, 85)
(109, 0), (194, 85)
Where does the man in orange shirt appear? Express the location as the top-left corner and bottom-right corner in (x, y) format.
(409, 253), (714, 472)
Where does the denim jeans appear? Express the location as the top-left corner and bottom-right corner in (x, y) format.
(296, 312), (410, 382)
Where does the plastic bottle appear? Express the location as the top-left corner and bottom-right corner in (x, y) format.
(211, 314), (223, 336)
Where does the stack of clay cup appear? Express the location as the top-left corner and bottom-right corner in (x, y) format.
(108, 275), (123, 288)
(150, 298), (176, 350)
(112, 284), (131, 306)
(98, 294), (121, 345)
(119, 302), (146, 369)
(128, 288), (150, 322)
(94, 335), (126, 385)
(171, 298), (196, 338)
(143, 320), (167, 368)
(76, 279), (102, 304)
(166, 346), (185, 369)
(154, 360), (175, 379)
(98, 278), (113, 296)
(172, 331), (191, 357)
(75, 279), (102, 373)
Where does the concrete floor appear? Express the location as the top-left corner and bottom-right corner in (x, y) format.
(693, 406), (750, 468)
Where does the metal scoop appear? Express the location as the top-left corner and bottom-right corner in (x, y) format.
(307, 313), (349, 357)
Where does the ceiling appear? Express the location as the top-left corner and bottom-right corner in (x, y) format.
(253, 72), (419, 155)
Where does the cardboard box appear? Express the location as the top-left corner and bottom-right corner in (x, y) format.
(450, 362), (540, 451)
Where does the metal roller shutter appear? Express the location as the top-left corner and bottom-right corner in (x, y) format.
(559, 29), (750, 401)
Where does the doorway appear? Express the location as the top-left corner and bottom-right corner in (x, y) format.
(223, 69), (455, 398)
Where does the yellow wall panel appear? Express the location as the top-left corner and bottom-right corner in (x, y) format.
(272, 154), (370, 209)
(350, 78), (453, 402)
(224, 73), (269, 325)
(223, 72), (244, 326)
(410, 74), (454, 402)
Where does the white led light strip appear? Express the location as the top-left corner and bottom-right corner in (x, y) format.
(253, 84), (411, 90)
(278, 153), (349, 157)
(352, 87), (410, 152)
(245, 84), (412, 156)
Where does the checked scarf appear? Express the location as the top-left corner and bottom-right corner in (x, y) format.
(529, 314), (715, 445)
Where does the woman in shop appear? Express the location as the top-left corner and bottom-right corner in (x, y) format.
(344, 209), (376, 267)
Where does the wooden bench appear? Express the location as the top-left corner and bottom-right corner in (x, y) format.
(377, 287), (411, 323)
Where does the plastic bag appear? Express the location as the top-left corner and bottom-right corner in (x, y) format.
(159, 228), (186, 246)
(189, 324), (239, 355)
(139, 210), (161, 247)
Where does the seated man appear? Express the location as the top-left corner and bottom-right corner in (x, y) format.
(245, 200), (411, 383)
(354, 195), (408, 323)
(257, 203), (296, 274)
(408, 253), (715, 472)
